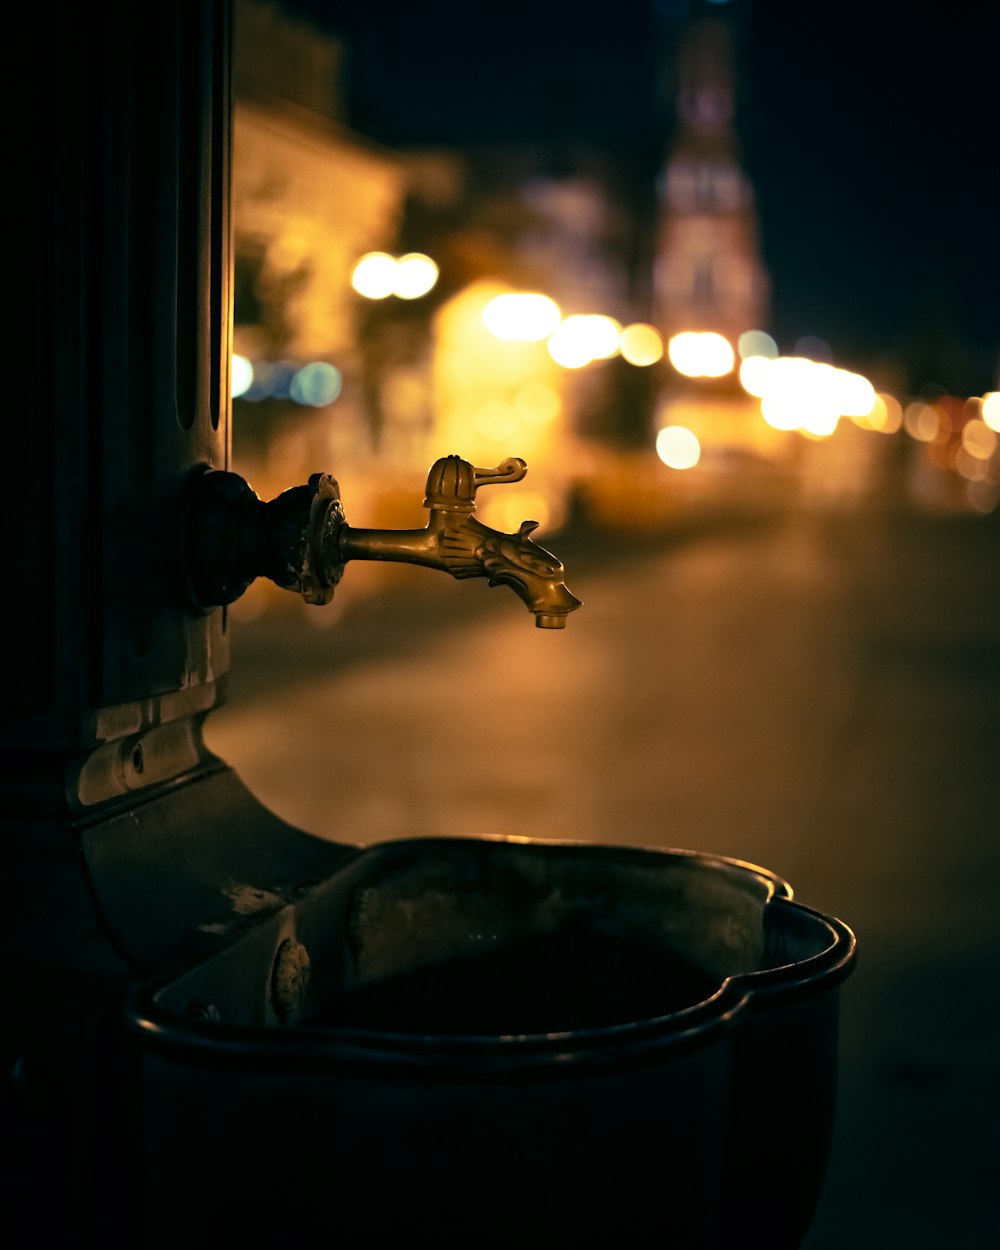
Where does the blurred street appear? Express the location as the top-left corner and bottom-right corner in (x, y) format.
(208, 499), (1000, 1248)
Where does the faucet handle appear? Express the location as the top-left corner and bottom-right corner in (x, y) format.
(423, 454), (527, 511)
(472, 457), (528, 490)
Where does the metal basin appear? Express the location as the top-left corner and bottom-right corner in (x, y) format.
(127, 839), (855, 1248)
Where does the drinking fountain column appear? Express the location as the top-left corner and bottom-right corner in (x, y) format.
(1, 5), (349, 1244)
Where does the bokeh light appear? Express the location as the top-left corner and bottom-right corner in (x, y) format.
(904, 401), (941, 442)
(351, 252), (398, 299)
(739, 355), (773, 397)
(667, 331), (735, 378)
(289, 361), (342, 406)
(620, 323), (664, 366)
(656, 425), (702, 469)
(737, 329), (778, 360)
(483, 293), (561, 341)
(393, 253), (439, 299)
(232, 353), (253, 398)
(982, 392), (1000, 433)
(961, 419), (997, 460)
(865, 392), (903, 434)
(547, 315), (622, 368)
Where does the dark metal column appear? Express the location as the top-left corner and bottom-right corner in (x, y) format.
(0, 6), (345, 1245)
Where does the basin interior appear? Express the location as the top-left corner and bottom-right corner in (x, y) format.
(153, 841), (830, 1037)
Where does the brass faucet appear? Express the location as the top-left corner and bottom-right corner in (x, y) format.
(185, 454), (582, 628)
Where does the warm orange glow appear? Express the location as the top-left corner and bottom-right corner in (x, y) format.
(483, 293), (561, 341)
(668, 331), (735, 378)
(432, 280), (564, 469)
(478, 489), (551, 535)
(656, 425), (701, 469)
(473, 399), (520, 441)
(620, 323), (663, 366)
(514, 381), (561, 424)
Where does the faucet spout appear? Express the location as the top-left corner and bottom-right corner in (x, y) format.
(335, 456), (582, 628)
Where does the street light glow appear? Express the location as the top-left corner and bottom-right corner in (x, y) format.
(547, 315), (621, 368)
(982, 392), (1000, 433)
(352, 251), (439, 299)
(394, 253), (439, 299)
(739, 355), (773, 397)
(483, 293), (561, 341)
(351, 252), (398, 299)
(620, 323), (664, 366)
(232, 353), (253, 398)
(656, 425), (702, 469)
(668, 331), (735, 378)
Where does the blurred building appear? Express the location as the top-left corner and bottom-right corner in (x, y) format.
(654, 10), (768, 343)
(650, 4), (793, 486)
(231, 0), (406, 508)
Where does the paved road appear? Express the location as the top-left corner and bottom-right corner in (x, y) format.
(209, 502), (1000, 1248)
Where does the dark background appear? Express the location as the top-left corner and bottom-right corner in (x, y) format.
(285, 0), (1000, 395)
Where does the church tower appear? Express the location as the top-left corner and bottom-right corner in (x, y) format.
(654, 3), (769, 345)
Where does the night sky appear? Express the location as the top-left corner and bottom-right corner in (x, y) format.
(286, 0), (999, 395)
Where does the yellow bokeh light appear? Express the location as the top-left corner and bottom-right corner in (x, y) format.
(576, 315), (622, 359)
(982, 392), (1000, 433)
(863, 392), (903, 433)
(739, 355), (773, 397)
(547, 315), (621, 368)
(799, 405), (840, 439)
(620, 323), (663, 366)
(749, 356), (877, 434)
(547, 319), (594, 369)
(961, 418), (997, 460)
(761, 393), (803, 431)
(393, 253), (439, 299)
(351, 252), (398, 299)
(667, 331), (735, 378)
(835, 370), (877, 418)
(514, 381), (561, 424)
(656, 425), (701, 469)
(482, 293), (561, 341)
